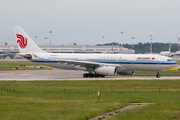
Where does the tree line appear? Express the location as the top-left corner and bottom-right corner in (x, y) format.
(96, 42), (179, 54)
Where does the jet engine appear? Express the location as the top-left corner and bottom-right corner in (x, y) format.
(117, 71), (135, 75)
(16, 53), (32, 60)
(23, 54), (32, 59)
(94, 66), (117, 76)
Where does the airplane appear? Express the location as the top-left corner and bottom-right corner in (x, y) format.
(170, 51), (180, 57)
(12, 26), (178, 78)
(159, 44), (171, 56)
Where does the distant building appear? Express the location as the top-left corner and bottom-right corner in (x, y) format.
(0, 44), (135, 54)
(68, 42), (77, 46)
(40, 45), (134, 54)
(0, 42), (8, 45)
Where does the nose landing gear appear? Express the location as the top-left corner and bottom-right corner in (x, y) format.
(156, 71), (161, 78)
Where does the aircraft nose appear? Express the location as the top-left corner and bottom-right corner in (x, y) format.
(172, 61), (178, 67)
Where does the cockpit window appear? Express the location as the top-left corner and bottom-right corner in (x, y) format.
(167, 59), (173, 61)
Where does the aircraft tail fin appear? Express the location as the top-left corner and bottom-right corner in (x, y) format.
(169, 44), (171, 52)
(12, 26), (46, 53)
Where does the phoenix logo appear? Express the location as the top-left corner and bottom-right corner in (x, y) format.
(16, 34), (27, 49)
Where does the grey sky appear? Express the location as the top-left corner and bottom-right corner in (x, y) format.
(1, 0), (180, 46)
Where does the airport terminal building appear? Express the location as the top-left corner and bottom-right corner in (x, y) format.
(0, 42), (135, 58)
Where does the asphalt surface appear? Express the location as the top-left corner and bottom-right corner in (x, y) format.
(0, 68), (180, 81)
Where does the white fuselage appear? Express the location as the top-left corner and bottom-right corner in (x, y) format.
(29, 53), (178, 72)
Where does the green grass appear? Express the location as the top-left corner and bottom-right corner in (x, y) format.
(0, 61), (42, 70)
(0, 80), (180, 120)
(176, 60), (180, 65)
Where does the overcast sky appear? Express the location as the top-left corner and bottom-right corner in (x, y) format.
(1, 0), (180, 46)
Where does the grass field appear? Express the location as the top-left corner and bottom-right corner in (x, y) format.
(0, 61), (43, 70)
(176, 60), (180, 65)
(0, 80), (180, 120)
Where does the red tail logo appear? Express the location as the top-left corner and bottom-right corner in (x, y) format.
(16, 34), (27, 49)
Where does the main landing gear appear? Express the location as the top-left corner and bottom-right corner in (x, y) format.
(83, 73), (105, 78)
(156, 71), (161, 78)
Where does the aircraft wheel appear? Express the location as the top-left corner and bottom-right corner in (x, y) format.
(89, 74), (95, 78)
(95, 74), (100, 78)
(83, 73), (89, 78)
(100, 75), (105, 78)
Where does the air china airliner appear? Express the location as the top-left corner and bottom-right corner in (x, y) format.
(12, 26), (178, 78)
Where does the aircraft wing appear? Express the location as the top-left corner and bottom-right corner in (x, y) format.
(52, 59), (122, 68)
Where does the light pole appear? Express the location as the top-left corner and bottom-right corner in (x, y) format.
(8, 37), (9, 45)
(44, 37), (47, 51)
(121, 31), (123, 53)
(150, 35), (153, 54)
(132, 37), (135, 54)
(178, 37), (179, 51)
(49, 31), (52, 53)
(35, 36), (37, 43)
(103, 36), (105, 46)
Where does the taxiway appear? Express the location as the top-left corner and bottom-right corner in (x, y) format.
(0, 69), (180, 81)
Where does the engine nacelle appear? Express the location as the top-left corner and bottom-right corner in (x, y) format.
(24, 54), (32, 59)
(117, 71), (135, 75)
(16, 53), (32, 60)
(94, 66), (117, 76)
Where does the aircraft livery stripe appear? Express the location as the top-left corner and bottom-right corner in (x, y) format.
(31, 59), (178, 65)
